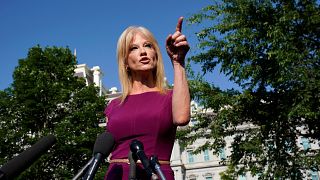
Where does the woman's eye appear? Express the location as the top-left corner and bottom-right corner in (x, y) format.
(130, 46), (138, 51)
(145, 43), (152, 48)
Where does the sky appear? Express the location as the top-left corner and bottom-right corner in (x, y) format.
(0, 0), (239, 91)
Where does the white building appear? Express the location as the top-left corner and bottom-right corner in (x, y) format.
(170, 101), (241, 180)
(74, 64), (108, 96)
(170, 101), (320, 180)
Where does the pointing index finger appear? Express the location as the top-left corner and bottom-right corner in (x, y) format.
(175, 17), (184, 32)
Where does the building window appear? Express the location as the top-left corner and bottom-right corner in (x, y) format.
(255, 173), (262, 179)
(301, 137), (311, 150)
(311, 170), (319, 180)
(190, 118), (198, 126)
(239, 174), (246, 180)
(219, 148), (226, 160)
(204, 173), (213, 180)
(187, 150), (194, 163)
(204, 149), (210, 161)
(189, 174), (197, 180)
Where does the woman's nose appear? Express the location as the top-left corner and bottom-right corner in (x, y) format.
(140, 47), (147, 55)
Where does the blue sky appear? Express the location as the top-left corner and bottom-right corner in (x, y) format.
(0, 0), (239, 91)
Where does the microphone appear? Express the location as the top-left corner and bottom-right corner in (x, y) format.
(82, 132), (115, 180)
(0, 134), (56, 180)
(129, 140), (154, 179)
(150, 155), (166, 180)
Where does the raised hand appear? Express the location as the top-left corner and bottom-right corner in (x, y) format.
(166, 17), (190, 66)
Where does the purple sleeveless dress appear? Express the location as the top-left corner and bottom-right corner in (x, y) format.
(104, 90), (176, 180)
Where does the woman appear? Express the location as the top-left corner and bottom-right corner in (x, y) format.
(104, 17), (190, 180)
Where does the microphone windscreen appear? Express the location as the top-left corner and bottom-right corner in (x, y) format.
(130, 139), (144, 153)
(0, 134), (56, 180)
(93, 132), (114, 157)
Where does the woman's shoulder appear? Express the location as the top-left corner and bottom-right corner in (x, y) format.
(165, 88), (173, 94)
(163, 88), (173, 97)
(108, 97), (121, 106)
(104, 97), (121, 115)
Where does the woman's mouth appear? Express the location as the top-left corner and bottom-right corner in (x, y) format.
(139, 57), (150, 64)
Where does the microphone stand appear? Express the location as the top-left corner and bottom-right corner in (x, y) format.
(150, 155), (166, 180)
(128, 151), (158, 180)
(72, 157), (94, 180)
(128, 151), (137, 180)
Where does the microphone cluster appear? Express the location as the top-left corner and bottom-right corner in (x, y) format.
(0, 133), (165, 180)
(0, 132), (115, 180)
(130, 139), (167, 180)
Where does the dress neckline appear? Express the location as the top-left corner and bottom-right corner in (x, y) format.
(128, 91), (160, 97)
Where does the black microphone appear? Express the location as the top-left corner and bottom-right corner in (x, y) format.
(82, 132), (115, 180)
(129, 139), (154, 178)
(150, 155), (166, 180)
(0, 134), (56, 180)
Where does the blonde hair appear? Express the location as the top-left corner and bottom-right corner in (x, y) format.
(117, 26), (167, 102)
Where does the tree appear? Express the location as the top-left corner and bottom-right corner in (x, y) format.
(0, 88), (22, 166)
(0, 46), (107, 179)
(179, 0), (320, 179)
